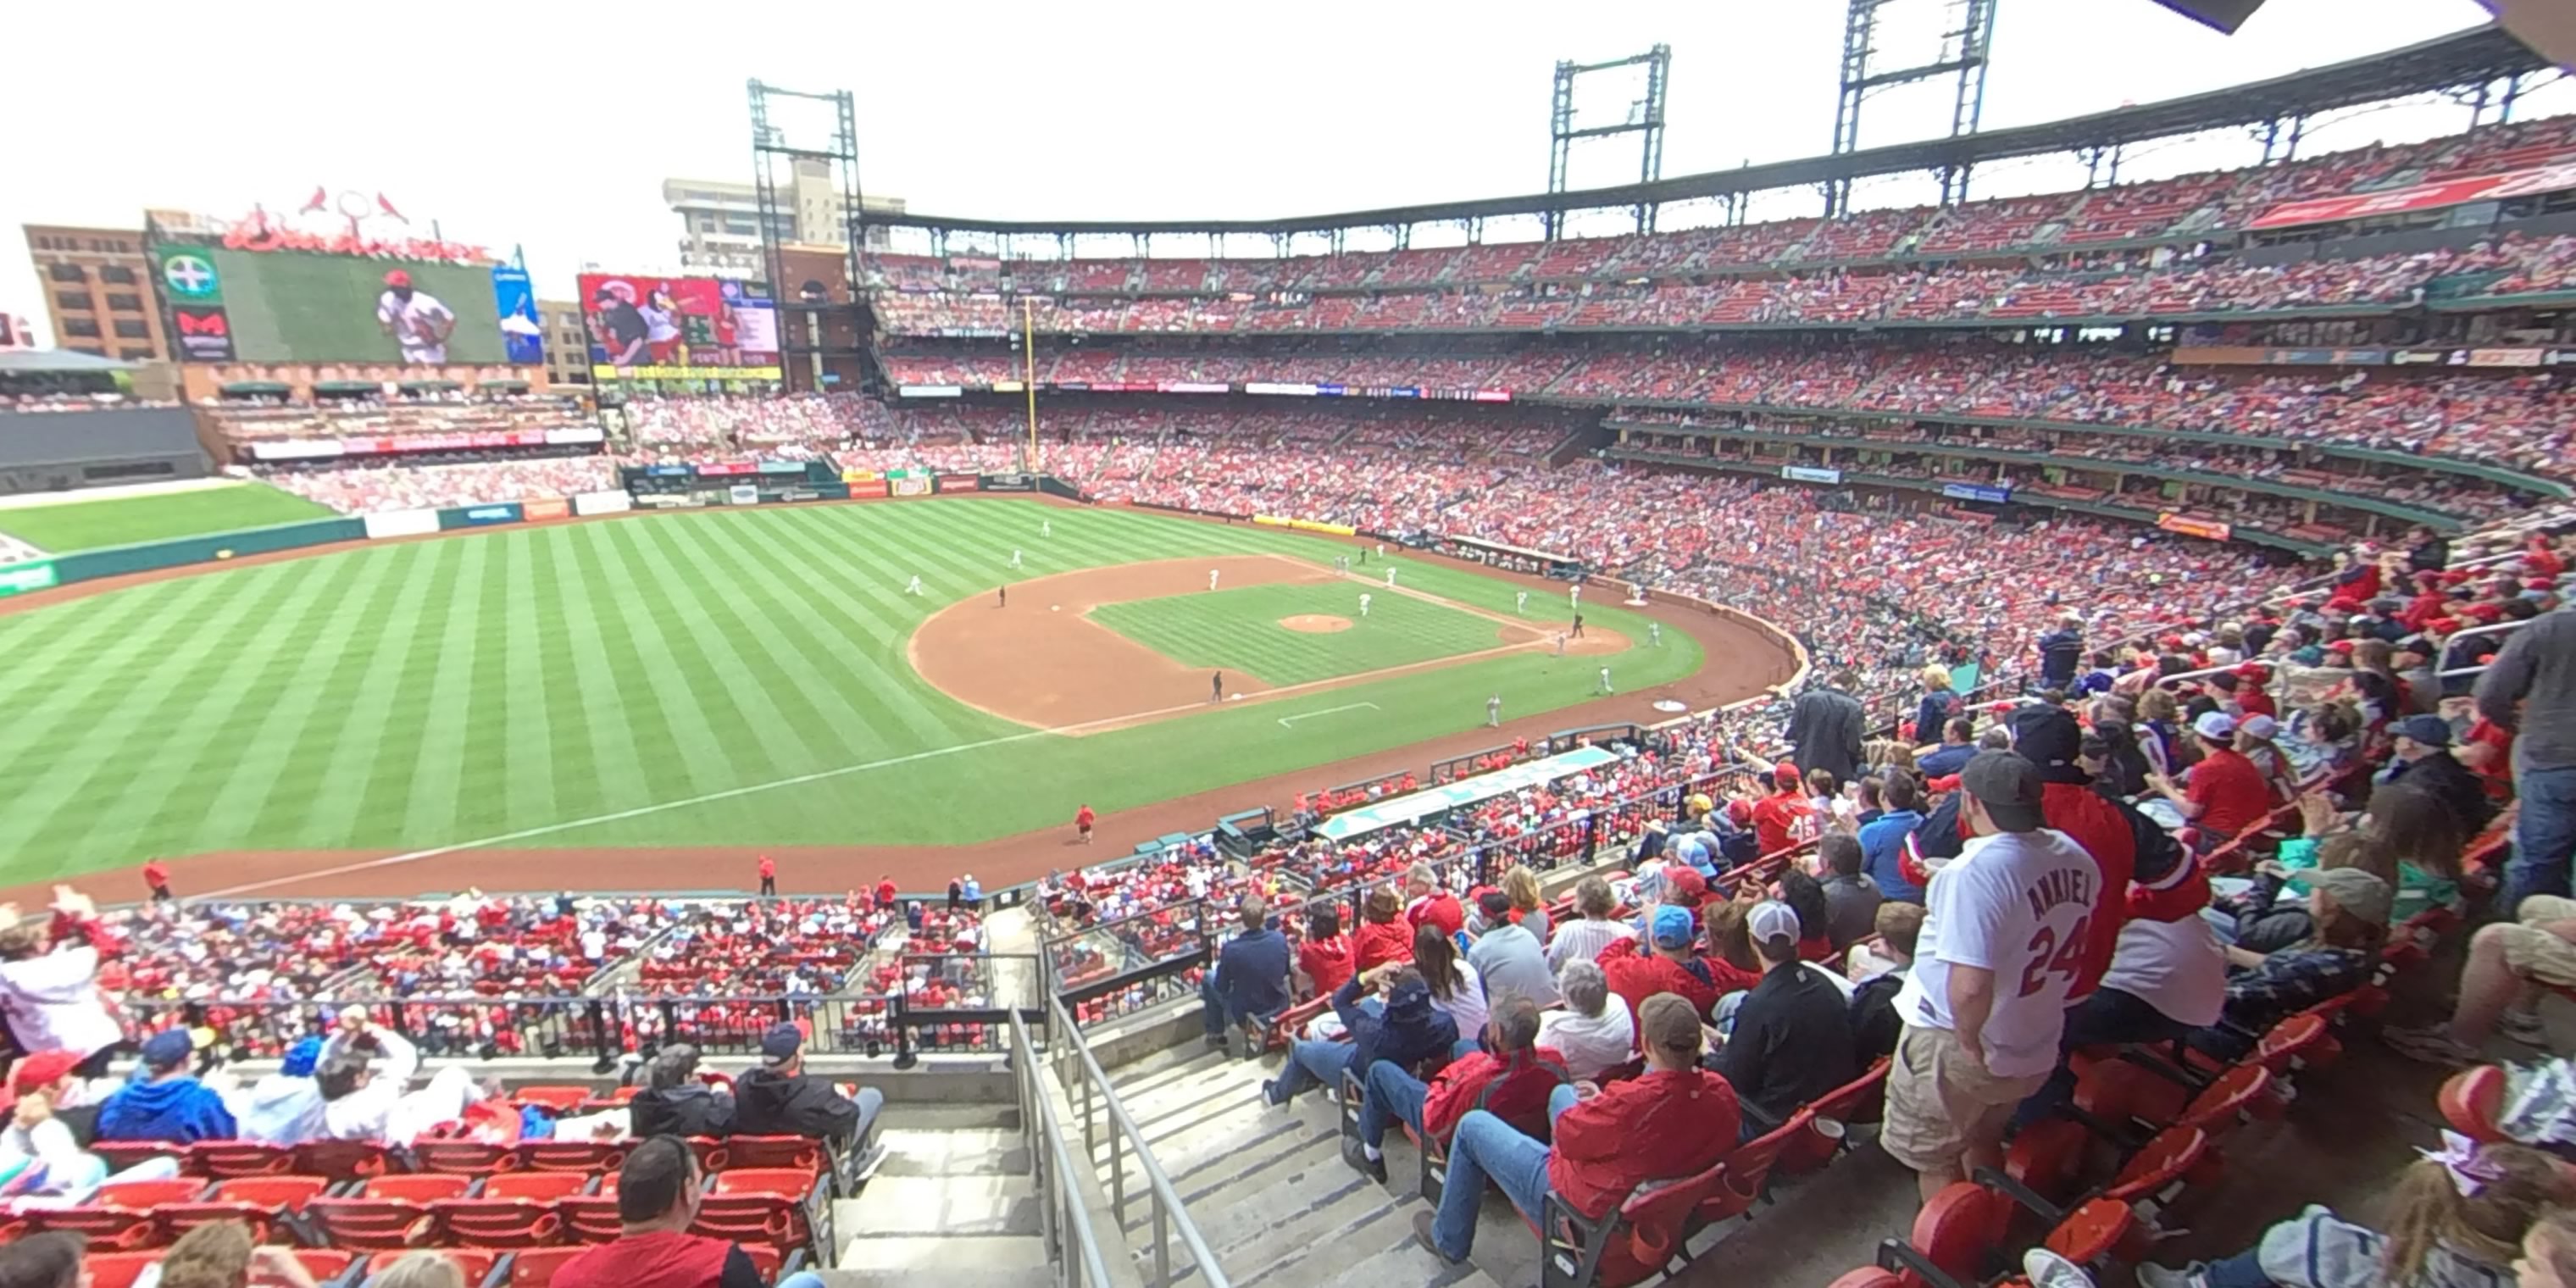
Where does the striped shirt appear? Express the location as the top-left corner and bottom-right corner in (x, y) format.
(1546, 917), (1638, 973)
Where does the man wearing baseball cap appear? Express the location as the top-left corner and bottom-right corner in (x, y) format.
(2379, 713), (2496, 834)
(734, 1022), (884, 1161)
(1709, 901), (1856, 1134)
(2145, 711), (2271, 852)
(1596, 905), (1756, 1020)
(94, 1030), (236, 1144)
(1883, 751), (2101, 1202)
(375, 269), (456, 364)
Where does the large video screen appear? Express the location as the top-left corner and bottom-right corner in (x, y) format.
(151, 244), (522, 366)
(576, 273), (781, 380)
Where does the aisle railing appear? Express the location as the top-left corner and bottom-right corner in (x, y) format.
(1046, 992), (1231, 1288)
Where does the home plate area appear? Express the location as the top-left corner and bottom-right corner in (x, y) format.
(906, 553), (1622, 735)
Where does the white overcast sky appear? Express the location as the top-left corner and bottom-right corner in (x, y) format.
(7, 0), (2568, 340)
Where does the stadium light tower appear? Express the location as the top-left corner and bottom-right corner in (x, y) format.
(1546, 45), (1671, 238)
(1824, 0), (2000, 214)
(748, 80), (863, 393)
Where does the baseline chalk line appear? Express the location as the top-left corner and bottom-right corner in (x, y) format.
(1277, 702), (1380, 729)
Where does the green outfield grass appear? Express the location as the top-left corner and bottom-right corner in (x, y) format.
(0, 500), (1704, 882)
(0, 484), (336, 554)
(1090, 580), (1507, 686)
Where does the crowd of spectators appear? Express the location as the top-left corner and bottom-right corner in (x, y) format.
(249, 450), (618, 515)
(859, 114), (2576, 296)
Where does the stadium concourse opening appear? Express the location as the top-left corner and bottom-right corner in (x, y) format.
(906, 552), (1624, 735)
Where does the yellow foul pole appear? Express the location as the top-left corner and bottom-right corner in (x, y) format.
(1021, 297), (1039, 473)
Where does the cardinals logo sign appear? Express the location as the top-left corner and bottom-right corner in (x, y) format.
(217, 186), (487, 264)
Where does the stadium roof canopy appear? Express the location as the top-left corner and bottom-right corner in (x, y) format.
(877, 23), (2547, 239)
(0, 350), (136, 374)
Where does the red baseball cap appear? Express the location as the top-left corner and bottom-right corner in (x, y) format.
(2235, 663), (2268, 680)
(0, 1050), (85, 1108)
(383, 269), (412, 288)
(2323, 639), (2357, 653)
(1663, 865), (1708, 902)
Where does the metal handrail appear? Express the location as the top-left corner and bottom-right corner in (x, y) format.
(1046, 991), (1231, 1288)
(1009, 1008), (1117, 1288)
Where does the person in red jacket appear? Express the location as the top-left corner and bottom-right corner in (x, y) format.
(142, 860), (173, 906)
(1344, 996), (1570, 1184)
(1352, 886), (1415, 973)
(1748, 766), (1817, 858)
(1074, 803), (1096, 845)
(1413, 993), (1739, 1263)
(2147, 712), (2273, 852)
(1294, 907), (1355, 1000)
(549, 1135), (779, 1288)
(873, 876), (898, 911)
(1596, 906), (1757, 1022)
(756, 855), (775, 897)
(1404, 863), (1464, 939)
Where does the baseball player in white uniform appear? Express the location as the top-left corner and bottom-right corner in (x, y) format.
(1487, 694), (1502, 727)
(1598, 667), (1613, 694)
(1515, 591), (1528, 613)
(905, 575), (925, 596)
(1358, 593), (1372, 618)
(1042, 519), (1052, 537)
(1011, 549), (1024, 568)
(1650, 622), (1662, 647)
(1568, 583), (1581, 608)
(376, 270), (457, 364)
(1385, 568), (1397, 589)
(1209, 569), (1220, 591)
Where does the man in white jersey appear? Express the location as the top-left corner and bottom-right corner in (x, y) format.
(1882, 750), (2101, 1201)
(375, 270), (457, 364)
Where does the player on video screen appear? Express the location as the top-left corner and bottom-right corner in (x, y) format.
(376, 269), (456, 364)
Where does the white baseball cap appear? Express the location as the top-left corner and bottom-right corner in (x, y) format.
(2192, 711), (2238, 741)
(1746, 900), (1801, 945)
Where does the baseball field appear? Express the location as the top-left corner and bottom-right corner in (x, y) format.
(0, 497), (1785, 896)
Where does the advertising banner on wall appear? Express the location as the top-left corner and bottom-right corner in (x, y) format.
(573, 490), (632, 516)
(0, 561), (60, 597)
(2247, 160), (2576, 230)
(490, 265), (544, 366)
(363, 510), (441, 540)
(1781, 465), (1843, 485)
(1941, 482), (2012, 504)
(576, 272), (780, 380)
(2157, 512), (2233, 541)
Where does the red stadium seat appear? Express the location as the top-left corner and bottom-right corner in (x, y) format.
(424, 1196), (564, 1248)
(2441, 1066), (2511, 1144)
(516, 1141), (623, 1174)
(481, 1171), (594, 1202)
(414, 1140), (520, 1175)
(555, 1196), (625, 1244)
(186, 1141), (299, 1178)
(366, 1249), (497, 1285)
(506, 1246), (589, 1288)
(154, 1174), (333, 1244)
(295, 1139), (394, 1181)
(511, 1086), (597, 1111)
(717, 1135), (823, 1174)
(25, 1179), (210, 1246)
(307, 1174), (475, 1250)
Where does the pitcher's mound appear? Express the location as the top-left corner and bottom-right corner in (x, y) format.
(1280, 614), (1354, 634)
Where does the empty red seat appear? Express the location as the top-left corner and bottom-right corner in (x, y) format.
(518, 1141), (623, 1174)
(2103, 1128), (2212, 1206)
(307, 1174), (475, 1250)
(186, 1141), (298, 1178)
(424, 1196), (564, 1247)
(555, 1196), (625, 1244)
(2441, 1066), (2510, 1143)
(154, 1175), (334, 1243)
(716, 1135), (821, 1174)
(83, 1252), (165, 1288)
(295, 1139), (394, 1181)
(481, 1172), (593, 1202)
(414, 1141), (519, 1175)
(507, 1246), (589, 1288)
(25, 1179), (208, 1248)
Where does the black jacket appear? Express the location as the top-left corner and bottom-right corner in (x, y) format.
(1785, 686), (1866, 784)
(630, 1084), (736, 1140)
(731, 1068), (860, 1141)
(1713, 963), (1855, 1127)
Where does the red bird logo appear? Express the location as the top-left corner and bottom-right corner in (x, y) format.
(376, 193), (408, 224)
(299, 186), (328, 214)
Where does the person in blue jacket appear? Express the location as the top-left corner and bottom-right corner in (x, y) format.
(1263, 963), (1458, 1107)
(95, 1029), (236, 1144)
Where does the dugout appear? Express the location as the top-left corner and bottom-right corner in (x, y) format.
(0, 407), (212, 497)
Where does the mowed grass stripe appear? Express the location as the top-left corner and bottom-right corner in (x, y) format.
(693, 513), (943, 761)
(293, 542), (458, 846)
(0, 571), (219, 693)
(547, 523), (657, 817)
(77, 552), (375, 860)
(586, 520), (743, 797)
(197, 547), (413, 848)
(0, 574), (247, 777)
(352, 540), (476, 844)
(0, 559), (321, 858)
(451, 536), (524, 838)
(500, 531), (562, 829)
(399, 536), (501, 841)
(747, 510), (978, 747)
(565, 524), (702, 808)
(714, 513), (930, 756)
(625, 518), (819, 780)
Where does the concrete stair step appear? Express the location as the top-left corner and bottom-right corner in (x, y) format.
(837, 1173), (1038, 1238)
(873, 1125), (1027, 1177)
(825, 1234), (1049, 1287)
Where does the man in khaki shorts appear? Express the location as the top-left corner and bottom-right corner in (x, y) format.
(2388, 894), (2576, 1065)
(1881, 751), (2103, 1201)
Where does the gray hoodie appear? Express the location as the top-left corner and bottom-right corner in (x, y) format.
(229, 1074), (327, 1146)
